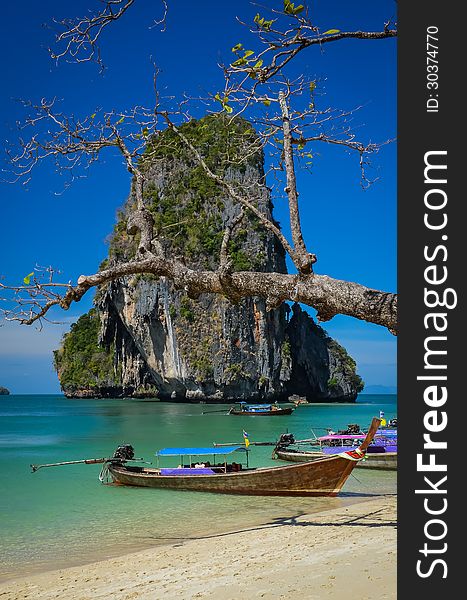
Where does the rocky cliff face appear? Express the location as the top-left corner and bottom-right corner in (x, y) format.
(54, 116), (363, 402)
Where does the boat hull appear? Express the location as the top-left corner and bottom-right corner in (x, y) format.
(108, 454), (359, 496)
(275, 449), (397, 471)
(229, 408), (294, 416)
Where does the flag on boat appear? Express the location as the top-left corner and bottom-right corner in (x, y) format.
(242, 430), (250, 448)
(379, 410), (387, 427)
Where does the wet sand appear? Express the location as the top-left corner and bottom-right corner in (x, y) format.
(0, 495), (396, 599)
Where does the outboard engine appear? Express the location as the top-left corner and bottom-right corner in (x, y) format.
(338, 423), (361, 435)
(276, 433), (295, 448)
(113, 444), (135, 461)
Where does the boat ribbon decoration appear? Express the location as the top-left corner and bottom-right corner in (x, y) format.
(341, 448), (366, 461)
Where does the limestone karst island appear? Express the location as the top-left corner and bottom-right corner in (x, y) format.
(53, 116), (363, 403)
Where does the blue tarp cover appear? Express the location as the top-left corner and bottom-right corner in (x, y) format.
(156, 446), (244, 457)
(244, 405), (272, 410)
(160, 468), (216, 475)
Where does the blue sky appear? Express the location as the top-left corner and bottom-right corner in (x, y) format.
(0, 1), (396, 394)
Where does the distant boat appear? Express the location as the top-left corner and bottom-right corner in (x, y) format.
(106, 418), (381, 496)
(228, 402), (294, 416)
(273, 429), (397, 471)
(289, 395), (310, 406)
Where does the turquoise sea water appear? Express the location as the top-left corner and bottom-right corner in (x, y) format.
(0, 394), (396, 581)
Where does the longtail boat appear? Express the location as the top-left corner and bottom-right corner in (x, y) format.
(228, 402), (294, 416)
(106, 418), (381, 496)
(273, 428), (397, 471)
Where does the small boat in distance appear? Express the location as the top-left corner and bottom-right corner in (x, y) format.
(289, 395), (310, 406)
(228, 401), (294, 416)
(105, 418), (381, 496)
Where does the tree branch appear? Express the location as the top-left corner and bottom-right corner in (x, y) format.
(1, 260), (397, 334)
(279, 90), (315, 273)
(220, 209), (245, 271)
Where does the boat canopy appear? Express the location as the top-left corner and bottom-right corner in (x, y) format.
(318, 432), (397, 442)
(156, 445), (245, 457)
(245, 405), (272, 410)
(318, 434), (367, 441)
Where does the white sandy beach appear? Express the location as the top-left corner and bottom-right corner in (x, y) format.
(0, 495), (396, 600)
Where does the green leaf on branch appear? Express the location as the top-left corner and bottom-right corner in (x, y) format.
(309, 81), (316, 92)
(116, 116), (125, 125)
(262, 99), (271, 107)
(231, 57), (247, 67)
(214, 92), (233, 113)
(90, 113), (96, 119)
(284, 1), (305, 15)
(142, 128), (149, 137)
(254, 14), (274, 30)
(323, 29), (341, 35)
(231, 43), (243, 52)
(254, 59), (263, 69)
(23, 272), (34, 285)
(231, 49), (255, 67)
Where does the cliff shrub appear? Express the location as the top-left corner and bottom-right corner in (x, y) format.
(53, 309), (121, 391)
(328, 340), (364, 393)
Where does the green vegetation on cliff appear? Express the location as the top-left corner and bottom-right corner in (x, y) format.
(107, 115), (265, 270)
(142, 113), (260, 170)
(53, 309), (121, 392)
(328, 339), (364, 393)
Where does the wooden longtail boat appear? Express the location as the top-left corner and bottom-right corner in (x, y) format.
(274, 448), (397, 470)
(273, 430), (397, 471)
(107, 418), (381, 496)
(228, 402), (294, 416)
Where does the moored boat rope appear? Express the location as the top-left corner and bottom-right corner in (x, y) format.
(99, 461), (112, 483)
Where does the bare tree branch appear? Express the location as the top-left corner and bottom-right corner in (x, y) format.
(278, 89), (315, 274)
(0, 259), (397, 334)
(220, 209), (245, 271)
(49, 0), (136, 70)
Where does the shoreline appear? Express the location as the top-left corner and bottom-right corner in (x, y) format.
(0, 494), (396, 599)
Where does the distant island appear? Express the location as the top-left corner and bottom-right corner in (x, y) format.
(0, 386), (10, 395)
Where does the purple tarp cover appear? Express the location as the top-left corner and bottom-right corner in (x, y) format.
(322, 446), (397, 455)
(160, 468), (215, 476)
